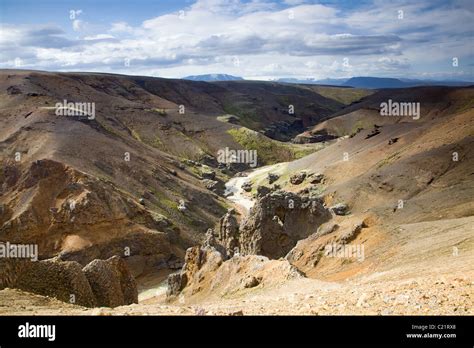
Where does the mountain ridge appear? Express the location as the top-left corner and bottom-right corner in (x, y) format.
(183, 73), (244, 81)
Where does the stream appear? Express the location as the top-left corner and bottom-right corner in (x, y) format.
(138, 163), (286, 302)
(223, 162), (287, 215)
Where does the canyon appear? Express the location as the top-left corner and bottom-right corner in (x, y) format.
(0, 70), (472, 315)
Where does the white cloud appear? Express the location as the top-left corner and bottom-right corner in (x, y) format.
(83, 34), (115, 41)
(72, 19), (84, 31)
(109, 22), (135, 34)
(1, 0), (472, 80)
(283, 0), (307, 5)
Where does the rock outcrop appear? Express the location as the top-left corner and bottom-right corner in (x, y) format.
(286, 219), (368, 272)
(217, 209), (240, 257)
(292, 129), (338, 144)
(83, 256), (138, 307)
(83, 259), (125, 307)
(166, 245), (303, 299)
(0, 255), (138, 308)
(330, 203), (349, 216)
(255, 185), (271, 198)
(267, 173), (279, 184)
(241, 181), (252, 192)
(290, 172), (307, 185)
(202, 179), (218, 191)
(238, 190), (331, 259)
(106, 256), (138, 304)
(167, 245), (224, 298)
(309, 173), (325, 184)
(200, 168), (216, 180)
(1, 258), (97, 307)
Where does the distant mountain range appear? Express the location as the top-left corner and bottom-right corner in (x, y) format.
(277, 76), (473, 89)
(183, 74), (243, 81)
(183, 74), (473, 88)
(276, 77), (348, 86)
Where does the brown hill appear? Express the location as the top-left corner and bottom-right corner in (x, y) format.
(1, 71), (472, 315)
(255, 86), (474, 281)
(0, 69), (351, 274)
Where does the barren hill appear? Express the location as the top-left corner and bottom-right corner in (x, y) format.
(0, 71), (472, 315)
(0, 70), (350, 273)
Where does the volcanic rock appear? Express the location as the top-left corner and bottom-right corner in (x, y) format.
(6, 258), (97, 307)
(105, 256), (138, 305)
(330, 203), (349, 216)
(309, 173), (325, 184)
(238, 191), (331, 259)
(241, 181), (252, 192)
(83, 259), (125, 307)
(290, 172), (307, 185)
(267, 173), (279, 184)
(256, 185), (271, 198)
(217, 209), (240, 257)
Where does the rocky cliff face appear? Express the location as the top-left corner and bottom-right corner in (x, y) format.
(83, 256), (138, 307)
(216, 208), (240, 257)
(0, 257), (97, 307)
(167, 245), (302, 300)
(0, 159), (179, 272)
(166, 189), (332, 299)
(0, 255), (138, 308)
(205, 190), (331, 260)
(238, 191), (331, 259)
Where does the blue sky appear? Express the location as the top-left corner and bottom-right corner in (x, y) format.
(1, 0), (473, 80)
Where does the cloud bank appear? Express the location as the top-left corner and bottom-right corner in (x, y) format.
(1, 0), (473, 80)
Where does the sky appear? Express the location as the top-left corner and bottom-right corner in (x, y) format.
(0, 0), (473, 81)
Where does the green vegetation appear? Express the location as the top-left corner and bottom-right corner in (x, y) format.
(325, 116), (377, 137)
(376, 150), (402, 169)
(222, 103), (262, 130)
(152, 108), (167, 116)
(217, 114), (240, 123)
(227, 127), (318, 165)
(349, 120), (367, 137)
(130, 128), (142, 142)
(277, 95), (290, 106)
(310, 86), (373, 105)
(153, 189), (179, 211)
(147, 135), (167, 151)
(95, 118), (126, 139)
(454, 98), (474, 114)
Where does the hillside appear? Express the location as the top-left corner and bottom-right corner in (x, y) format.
(243, 85), (474, 282)
(126, 75), (347, 141)
(295, 86), (474, 142)
(0, 69), (342, 274)
(0, 71), (472, 316)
